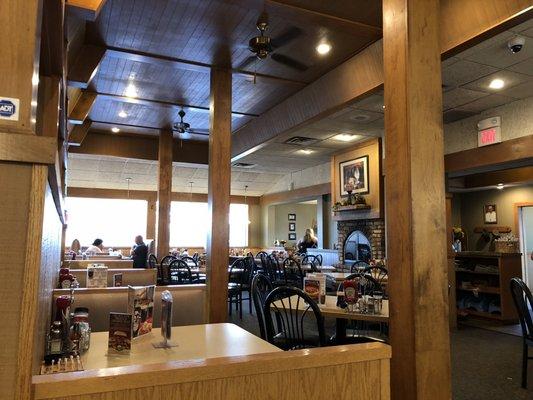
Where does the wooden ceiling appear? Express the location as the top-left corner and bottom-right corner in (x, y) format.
(67, 0), (382, 139)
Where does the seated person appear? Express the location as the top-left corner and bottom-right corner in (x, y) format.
(130, 235), (148, 268)
(297, 228), (318, 254)
(85, 238), (104, 254)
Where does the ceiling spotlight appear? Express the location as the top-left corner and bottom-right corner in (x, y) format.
(332, 133), (360, 142)
(125, 83), (138, 98)
(31, 100), (37, 107)
(31, 118), (37, 124)
(496, 183), (504, 190)
(489, 78), (505, 90)
(316, 43), (332, 55)
(118, 111), (128, 118)
(298, 149), (314, 155)
(111, 127), (120, 133)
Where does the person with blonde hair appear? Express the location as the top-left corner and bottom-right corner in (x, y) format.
(297, 228), (318, 253)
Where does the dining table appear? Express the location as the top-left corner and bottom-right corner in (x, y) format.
(271, 294), (388, 343)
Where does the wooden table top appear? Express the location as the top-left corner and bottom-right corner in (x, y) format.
(64, 259), (134, 269)
(300, 264), (336, 271)
(80, 323), (281, 371)
(271, 295), (389, 323)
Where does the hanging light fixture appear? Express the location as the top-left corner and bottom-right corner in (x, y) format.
(244, 185), (251, 225)
(189, 181), (194, 201)
(125, 177), (132, 199)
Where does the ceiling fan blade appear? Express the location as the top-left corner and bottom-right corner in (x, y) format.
(189, 129), (210, 135)
(271, 53), (309, 71)
(271, 26), (303, 49)
(234, 55), (258, 71)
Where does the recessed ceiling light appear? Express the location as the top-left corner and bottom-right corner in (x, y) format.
(111, 127), (120, 133)
(496, 183), (504, 190)
(125, 83), (138, 98)
(489, 78), (505, 89)
(332, 133), (361, 142)
(31, 100), (37, 107)
(31, 118), (37, 124)
(298, 149), (314, 155)
(118, 111), (128, 118)
(316, 43), (331, 55)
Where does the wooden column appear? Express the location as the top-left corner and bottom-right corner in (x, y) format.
(206, 68), (232, 323)
(383, 0), (451, 399)
(156, 130), (173, 258)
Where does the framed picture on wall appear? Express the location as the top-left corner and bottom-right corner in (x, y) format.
(483, 204), (497, 224)
(288, 213), (296, 221)
(288, 233), (297, 240)
(289, 222), (296, 232)
(339, 155), (369, 197)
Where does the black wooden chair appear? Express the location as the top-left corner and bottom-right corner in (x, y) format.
(510, 277), (533, 389)
(301, 254), (320, 272)
(169, 259), (194, 284)
(181, 256), (205, 283)
(251, 274), (274, 340)
(282, 257), (305, 288)
(363, 266), (388, 297)
(228, 258), (247, 319)
(351, 260), (370, 273)
(315, 254), (323, 266)
(264, 255), (286, 287)
(148, 254), (158, 269)
(263, 286), (326, 350)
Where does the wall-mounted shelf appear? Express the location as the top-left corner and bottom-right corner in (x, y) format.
(333, 204), (371, 212)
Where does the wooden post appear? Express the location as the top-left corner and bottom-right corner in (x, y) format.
(383, 0), (452, 399)
(156, 130), (173, 258)
(206, 68), (232, 323)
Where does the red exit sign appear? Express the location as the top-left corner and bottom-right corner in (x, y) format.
(478, 126), (501, 147)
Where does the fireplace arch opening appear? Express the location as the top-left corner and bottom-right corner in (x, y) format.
(344, 230), (372, 266)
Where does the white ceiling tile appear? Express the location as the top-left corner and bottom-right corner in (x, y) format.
(499, 80), (533, 99)
(455, 94), (517, 114)
(462, 32), (533, 68)
(510, 19), (533, 35)
(442, 87), (488, 110)
(462, 70), (531, 93)
(192, 168), (209, 179)
(506, 57), (533, 76)
(442, 60), (498, 87)
(123, 160), (151, 174)
(98, 160), (125, 173)
(172, 166), (197, 178)
(350, 93), (384, 113)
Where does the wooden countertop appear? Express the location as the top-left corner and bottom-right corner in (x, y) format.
(64, 259), (134, 269)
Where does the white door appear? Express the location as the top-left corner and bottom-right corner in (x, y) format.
(519, 206), (533, 289)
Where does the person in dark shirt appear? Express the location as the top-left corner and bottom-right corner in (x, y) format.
(130, 235), (148, 268)
(297, 228), (318, 254)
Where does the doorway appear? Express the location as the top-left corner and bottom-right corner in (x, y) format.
(517, 204), (533, 289)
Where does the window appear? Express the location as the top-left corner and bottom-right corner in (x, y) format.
(169, 202), (249, 248)
(65, 197), (148, 247)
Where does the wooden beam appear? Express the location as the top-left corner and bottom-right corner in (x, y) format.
(69, 131), (209, 165)
(68, 119), (92, 146)
(383, 0), (451, 399)
(66, 0), (107, 21)
(444, 135), (533, 173)
(260, 183), (330, 206)
(37, 76), (61, 138)
(68, 91), (97, 125)
(156, 130), (173, 258)
(68, 45), (106, 89)
(232, 1), (532, 160)
(0, 132), (56, 164)
(465, 166), (533, 187)
(206, 68), (232, 324)
(40, 0), (65, 77)
(94, 91), (258, 118)
(104, 46), (308, 88)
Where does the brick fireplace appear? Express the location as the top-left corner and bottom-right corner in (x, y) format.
(337, 219), (386, 264)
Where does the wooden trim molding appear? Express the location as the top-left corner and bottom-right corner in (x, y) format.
(0, 132), (57, 164)
(260, 183), (331, 206)
(444, 136), (533, 173)
(66, 0), (107, 21)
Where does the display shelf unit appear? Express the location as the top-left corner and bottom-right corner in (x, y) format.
(454, 252), (522, 323)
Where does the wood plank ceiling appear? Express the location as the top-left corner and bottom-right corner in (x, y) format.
(67, 0), (382, 140)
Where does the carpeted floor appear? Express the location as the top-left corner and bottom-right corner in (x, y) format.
(229, 295), (532, 400)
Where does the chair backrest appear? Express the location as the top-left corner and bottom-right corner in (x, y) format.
(161, 255), (176, 267)
(229, 258), (247, 287)
(148, 254), (158, 269)
(282, 257), (305, 285)
(251, 274), (274, 340)
(315, 254), (323, 266)
(263, 254), (281, 282)
(169, 259), (194, 284)
(181, 256), (197, 268)
(339, 272), (382, 296)
(192, 252), (199, 262)
(263, 286), (326, 350)
(351, 260), (370, 273)
(363, 266), (388, 287)
(510, 277), (533, 339)
(301, 255), (319, 272)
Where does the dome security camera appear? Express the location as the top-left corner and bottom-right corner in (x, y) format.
(508, 35), (525, 53)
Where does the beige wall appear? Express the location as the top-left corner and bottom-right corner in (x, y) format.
(455, 185), (533, 251)
(270, 203), (317, 246)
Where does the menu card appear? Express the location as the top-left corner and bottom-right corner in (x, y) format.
(304, 273), (326, 304)
(113, 273), (123, 287)
(108, 313), (132, 354)
(128, 285), (155, 338)
(87, 264), (108, 288)
(304, 278), (320, 302)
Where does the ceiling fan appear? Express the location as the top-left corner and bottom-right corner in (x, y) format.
(236, 11), (309, 72)
(172, 109), (208, 138)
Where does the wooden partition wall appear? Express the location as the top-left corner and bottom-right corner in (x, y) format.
(32, 343), (391, 400)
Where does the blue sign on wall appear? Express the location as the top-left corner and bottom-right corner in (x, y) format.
(0, 99), (16, 118)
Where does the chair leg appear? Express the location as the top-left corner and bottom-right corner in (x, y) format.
(228, 296), (233, 316)
(249, 293), (253, 315)
(239, 292), (243, 320)
(522, 341), (528, 389)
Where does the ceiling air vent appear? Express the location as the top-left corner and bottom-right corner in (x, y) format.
(232, 162), (256, 169)
(284, 136), (318, 146)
